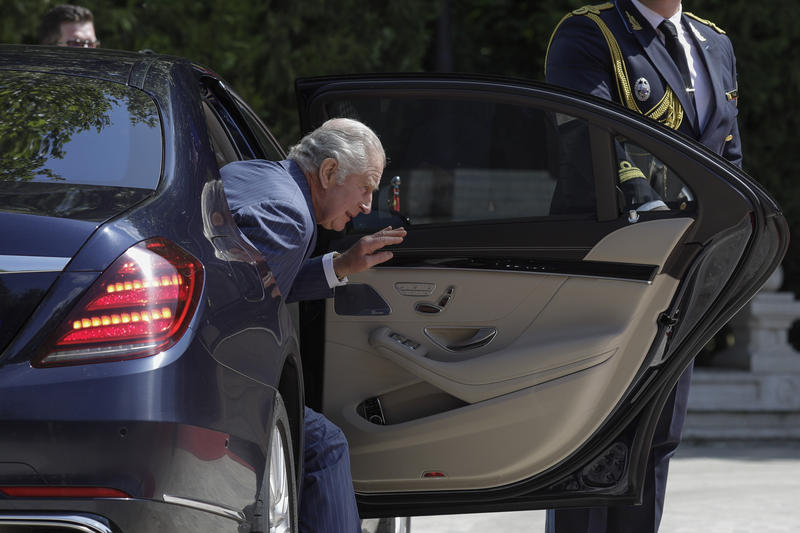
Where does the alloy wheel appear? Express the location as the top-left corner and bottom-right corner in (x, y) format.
(268, 425), (292, 533)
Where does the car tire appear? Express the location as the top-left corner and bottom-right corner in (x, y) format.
(251, 393), (298, 533)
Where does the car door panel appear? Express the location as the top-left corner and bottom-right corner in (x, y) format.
(322, 218), (690, 491)
(294, 75), (788, 513)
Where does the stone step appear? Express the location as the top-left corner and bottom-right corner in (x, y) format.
(685, 369), (800, 441)
(683, 411), (800, 440)
(688, 369), (800, 411)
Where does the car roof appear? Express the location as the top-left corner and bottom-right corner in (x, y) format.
(0, 43), (192, 89)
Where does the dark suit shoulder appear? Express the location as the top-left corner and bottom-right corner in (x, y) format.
(684, 12), (735, 61)
(548, 1), (630, 51)
(546, 2), (635, 102)
(684, 12), (726, 34)
(569, 2), (614, 15)
(546, 4), (618, 74)
(220, 159), (299, 213)
(547, 9), (609, 50)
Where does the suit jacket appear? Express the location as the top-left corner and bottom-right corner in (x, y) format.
(220, 159), (333, 303)
(545, 0), (741, 168)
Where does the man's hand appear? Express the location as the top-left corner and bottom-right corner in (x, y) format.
(333, 226), (407, 279)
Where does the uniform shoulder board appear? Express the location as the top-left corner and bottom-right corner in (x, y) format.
(685, 12), (726, 34)
(571, 2), (614, 16)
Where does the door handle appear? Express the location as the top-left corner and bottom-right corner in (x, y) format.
(425, 327), (497, 352)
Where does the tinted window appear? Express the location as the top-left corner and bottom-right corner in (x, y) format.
(615, 137), (696, 212)
(0, 71), (162, 189)
(232, 95), (283, 161)
(319, 96), (594, 230)
(203, 100), (241, 168)
(200, 80), (283, 166)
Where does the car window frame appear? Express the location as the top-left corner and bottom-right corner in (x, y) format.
(198, 76), (284, 164)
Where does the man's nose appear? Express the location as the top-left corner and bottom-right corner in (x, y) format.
(359, 199), (371, 214)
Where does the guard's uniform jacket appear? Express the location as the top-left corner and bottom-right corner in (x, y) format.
(546, 0), (741, 169)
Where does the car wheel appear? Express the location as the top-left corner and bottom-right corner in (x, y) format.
(252, 394), (297, 533)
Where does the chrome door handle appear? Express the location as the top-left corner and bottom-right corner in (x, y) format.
(424, 327), (497, 352)
(446, 327), (497, 351)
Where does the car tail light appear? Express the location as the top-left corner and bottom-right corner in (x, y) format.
(36, 238), (204, 367)
(0, 486), (131, 498)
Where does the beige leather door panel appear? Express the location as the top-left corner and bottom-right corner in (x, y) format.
(323, 219), (692, 492)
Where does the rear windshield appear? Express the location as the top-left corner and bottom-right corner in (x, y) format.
(0, 70), (162, 220)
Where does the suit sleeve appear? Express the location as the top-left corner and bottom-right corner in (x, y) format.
(289, 257), (333, 303)
(233, 201), (331, 302)
(721, 35), (743, 168)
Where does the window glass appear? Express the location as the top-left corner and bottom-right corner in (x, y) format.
(233, 97), (283, 161)
(0, 71), (161, 189)
(203, 101), (240, 168)
(320, 96), (594, 230)
(202, 89), (255, 162)
(615, 137), (696, 212)
(201, 83), (282, 166)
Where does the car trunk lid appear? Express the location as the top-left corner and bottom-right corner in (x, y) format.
(0, 211), (101, 356)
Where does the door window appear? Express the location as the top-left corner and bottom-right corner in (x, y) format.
(200, 79), (283, 167)
(615, 137), (696, 213)
(318, 97), (595, 231)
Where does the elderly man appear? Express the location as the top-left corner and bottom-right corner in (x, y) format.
(221, 118), (406, 533)
(39, 4), (100, 48)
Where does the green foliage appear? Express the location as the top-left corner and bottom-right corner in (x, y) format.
(0, 0), (437, 145)
(447, 0), (586, 80)
(1, 0), (799, 293)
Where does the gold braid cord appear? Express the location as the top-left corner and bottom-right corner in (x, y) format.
(584, 12), (683, 130)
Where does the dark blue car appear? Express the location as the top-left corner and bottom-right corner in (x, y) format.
(0, 45), (788, 532)
(0, 45), (299, 532)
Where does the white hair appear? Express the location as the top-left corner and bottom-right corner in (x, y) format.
(287, 118), (385, 184)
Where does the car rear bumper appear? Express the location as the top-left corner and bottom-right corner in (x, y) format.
(0, 495), (247, 531)
(0, 512), (113, 532)
(0, 344), (276, 532)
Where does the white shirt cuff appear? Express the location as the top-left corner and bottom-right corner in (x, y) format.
(323, 251), (348, 288)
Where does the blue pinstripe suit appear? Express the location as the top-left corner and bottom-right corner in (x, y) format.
(221, 159), (332, 303)
(221, 159), (361, 533)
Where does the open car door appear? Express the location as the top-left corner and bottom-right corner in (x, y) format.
(295, 75), (787, 517)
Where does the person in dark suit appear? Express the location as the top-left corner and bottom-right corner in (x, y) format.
(221, 118), (406, 533)
(545, 1), (741, 531)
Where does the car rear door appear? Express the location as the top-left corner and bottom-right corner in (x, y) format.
(295, 75), (787, 516)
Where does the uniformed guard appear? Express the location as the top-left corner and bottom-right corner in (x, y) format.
(545, 1), (741, 532)
(547, 0), (740, 205)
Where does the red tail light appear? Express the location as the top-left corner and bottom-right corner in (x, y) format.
(0, 486), (131, 498)
(36, 238), (204, 367)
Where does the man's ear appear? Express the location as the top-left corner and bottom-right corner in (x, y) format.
(318, 158), (338, 189)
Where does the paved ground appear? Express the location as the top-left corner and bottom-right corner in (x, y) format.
(410, 442), (800, 532)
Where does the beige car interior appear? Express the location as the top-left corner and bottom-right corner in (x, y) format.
(323, 217), (693, 492)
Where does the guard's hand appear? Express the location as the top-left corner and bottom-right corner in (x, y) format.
(333, 226), (407, 279)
